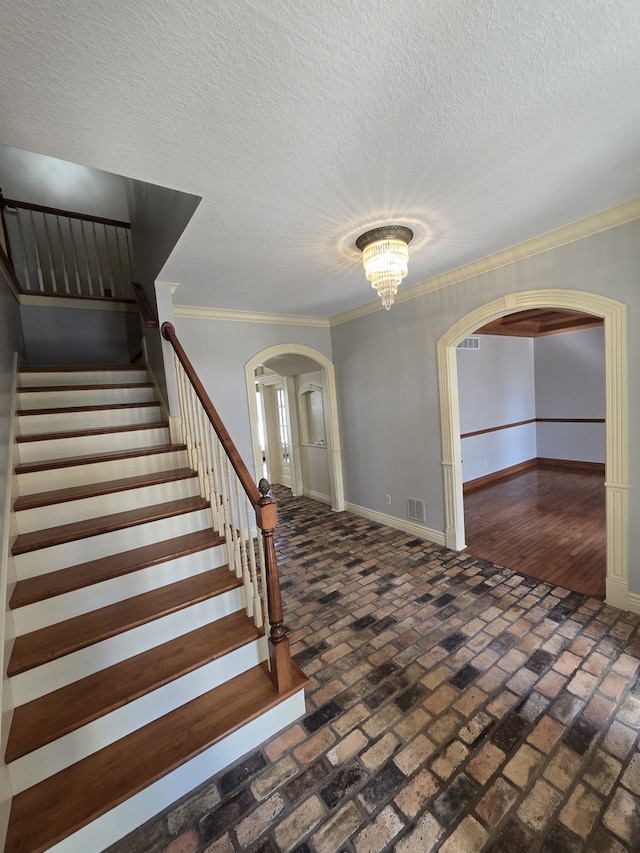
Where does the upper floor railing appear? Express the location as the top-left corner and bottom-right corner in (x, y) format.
(0, 189), (133, 300)
(161, 322), (293, 692)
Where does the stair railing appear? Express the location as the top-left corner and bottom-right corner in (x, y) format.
(0, 188), (133, 300)
(161, 322), (293, 693)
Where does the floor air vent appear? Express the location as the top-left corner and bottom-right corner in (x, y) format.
(407, 497), (426, 523)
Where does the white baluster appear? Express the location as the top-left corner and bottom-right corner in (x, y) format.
(42, 212), (58, 293)
(92, 221), (104, 296)
(103, 223), (116, 297)
(235, 478), (253, 617)
(29, 211), (45, 292)
(15, 209), (32, 291)
(80, 220), (94, 296)
(256, 531), (271, 661)
(246, 494), (263, 627)
(115, 227), (127, 295)
(217, 443), (236, 572)
(56, 215), (70, 293)
(67, 219), (82, 294)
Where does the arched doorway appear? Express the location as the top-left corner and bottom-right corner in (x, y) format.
(437, 289), (628, 610)
(245, 344), (345, 512)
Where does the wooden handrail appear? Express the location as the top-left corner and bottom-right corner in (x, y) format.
(129, 282), (159, 328)
(162, 320), (290, 691)
(161, 321), (270, 519)
(0, 196), (130, 230)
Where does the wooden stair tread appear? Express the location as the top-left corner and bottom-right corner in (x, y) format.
(10, 528), (222, 608)
(14, 468), (197, 512)
(9, 562), (237, 676)
(16, 420), (168, 443)
(11, 495), (209, 555)
(6, 599), (255, 762)
(17, 401), (160, 416)
(5, 663), (307, 853)
(20, 365), (145, 373)
(18, 382), (153, 393)
(15, 443), (187, 475)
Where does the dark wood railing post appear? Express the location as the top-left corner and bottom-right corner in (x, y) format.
(258, 479), (292, 693)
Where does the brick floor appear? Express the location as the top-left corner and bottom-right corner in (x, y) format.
(108, 488), (640, 852)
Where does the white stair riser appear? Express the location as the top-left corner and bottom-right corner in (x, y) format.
(13, 545), (228, 635)
(17, 386), (156, 409)
(18, 405), (163, 435)
(17, 449), (189, 495)
(17, 426), (170, 464)
(46, 690), (306, 853)
(15, 508), (212, 579)
(20, 370), (149, 387)
(15, 476), (200, 534)
(11, 588), (246, 705)
(9, 637), (269, 794)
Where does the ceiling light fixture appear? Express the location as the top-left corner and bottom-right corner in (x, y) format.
(356, 225), (414, 310)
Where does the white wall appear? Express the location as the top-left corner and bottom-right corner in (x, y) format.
(329, 218), (640, 592)
(457, 335), (536, 482)
(534, 326), (605, 463)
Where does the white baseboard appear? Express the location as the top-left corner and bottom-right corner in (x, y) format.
(626, 592), (640, 614)
(344, 501), (446, 547)
(302, 488), (331, 505)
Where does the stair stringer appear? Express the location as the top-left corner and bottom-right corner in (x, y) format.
(0, 355), (20, 853)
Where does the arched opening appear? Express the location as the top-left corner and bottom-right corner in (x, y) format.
(245, 345), (345, 512)
(438, 290), (628, 610)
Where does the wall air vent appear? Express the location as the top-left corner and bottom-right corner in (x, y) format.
(457, 336), (480, 350)
(407, 497), (426, 524)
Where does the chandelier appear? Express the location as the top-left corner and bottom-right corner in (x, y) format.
(356, 225), (414, 310)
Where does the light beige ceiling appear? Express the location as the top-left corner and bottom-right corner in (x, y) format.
(1, 0), (639, 318)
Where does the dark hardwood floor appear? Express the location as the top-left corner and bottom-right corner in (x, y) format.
(463, 465), (606, 600)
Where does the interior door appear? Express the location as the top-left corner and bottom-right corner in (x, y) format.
(262, 382), (292, 487)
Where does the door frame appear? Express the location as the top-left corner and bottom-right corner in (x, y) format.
(437, 289), (628, 610)
(245, 344), (345, 511)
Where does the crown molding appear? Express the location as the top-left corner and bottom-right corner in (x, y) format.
(172, 304), (330, 328)
(330, 196), (640, 327)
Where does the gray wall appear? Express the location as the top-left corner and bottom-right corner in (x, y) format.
(330, 219), (640, 590)
(295, 370), (331, 500)
(0, 144), (128, 219)
(19, 304), (141, 366)
(173, 316), (332, 467)
(125, 180), (201, 408)
(458, 335), (536, 482)
(534, 326), (605, 463)
(0, 271), (23, 543)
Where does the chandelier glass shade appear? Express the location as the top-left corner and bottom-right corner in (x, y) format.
(356, 225), (414, 310)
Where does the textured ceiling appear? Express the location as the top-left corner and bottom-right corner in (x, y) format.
(1, 0), (639, 318)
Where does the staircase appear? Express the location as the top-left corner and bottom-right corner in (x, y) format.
(3, 365), (306, 853)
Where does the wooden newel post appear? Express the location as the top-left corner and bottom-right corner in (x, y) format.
(257, 479), (292, 693)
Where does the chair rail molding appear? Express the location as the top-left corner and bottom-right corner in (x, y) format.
(437, 289), (629, 612)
